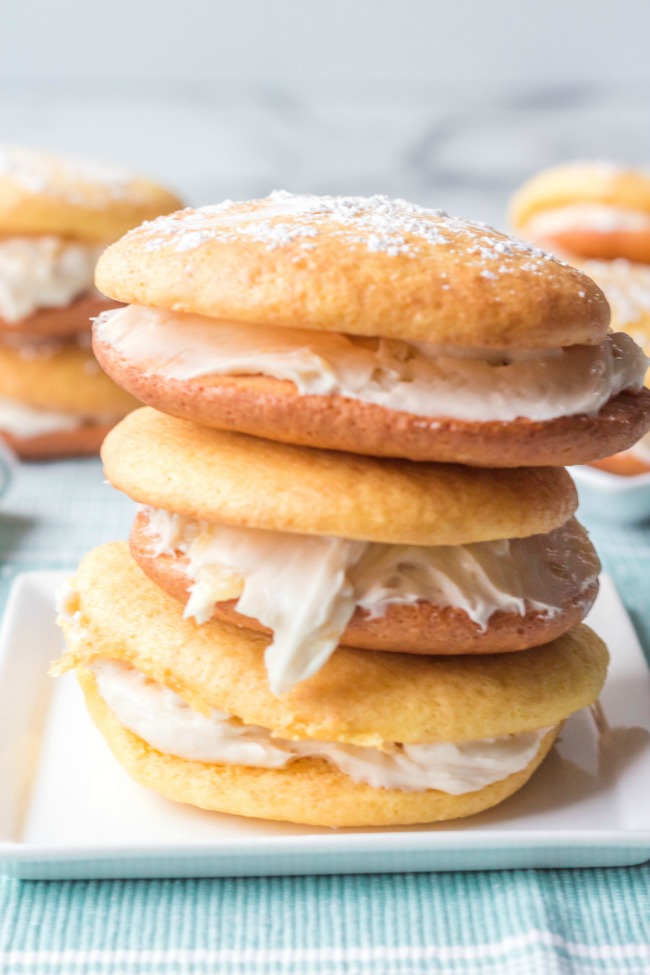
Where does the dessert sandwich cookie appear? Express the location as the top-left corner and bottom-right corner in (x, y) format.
(0, 145), (182, 458)
(92, 191), (650, 467)
(54, 543), (609, 827)
(510, 162), (650, 264)
(102, 408), (600, 695)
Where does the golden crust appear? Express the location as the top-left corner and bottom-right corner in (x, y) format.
(94, 339), (650, 467)
(130, 510), (599, 655)
(0, 293), (119, 340)
(0, 341), (139, 415)
(2, 421), (117, 459)
(58, 542), (609, 747)
(511, 163), (650, 228)
(0, 146), (183, 243)
(78, 667), (560, 827)
(94, 195), (609, 349)
(102, 409), (577, 544)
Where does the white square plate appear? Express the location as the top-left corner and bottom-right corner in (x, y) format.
(0, 571), (649, 880)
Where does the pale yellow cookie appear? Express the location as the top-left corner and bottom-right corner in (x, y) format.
(511, 162), (650, 263)
(0, 145), (182, 243)
(101, 409), (578, 545)
(95, 192), (609, 349)
(78, 666), (560, 828)
(0, 341), (138, 415)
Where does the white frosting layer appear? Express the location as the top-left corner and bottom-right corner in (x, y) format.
(0, 237), (102, 324)
(0, 397), (121, 438)
(144, 508), (600, 696)
(95, 306), (647, 422)
(525, 204), (650, 239)
(90, 658), (549, 794)
(0, 397), (84, 436)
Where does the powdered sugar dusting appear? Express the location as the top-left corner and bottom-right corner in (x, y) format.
(129, 191), (578, 281)
(0, 145), (138, 205)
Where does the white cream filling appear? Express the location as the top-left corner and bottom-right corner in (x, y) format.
(0, 397), (85, 436)
(144, 508), (600, 696)
(95, 306), (647, 422)
(0, 237), (103, 324)
(0, 397), (120, 438)
(90, 658), (550, 794)
(524, 204), (650, 239)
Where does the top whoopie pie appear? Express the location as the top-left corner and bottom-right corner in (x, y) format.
(510, 162), (650, 264)
(0, 145), (182, 338)
(93, 192), (650, 466)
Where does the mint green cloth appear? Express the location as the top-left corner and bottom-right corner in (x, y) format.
(0, 458), (649, 975)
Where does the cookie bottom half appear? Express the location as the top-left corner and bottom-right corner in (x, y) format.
(78, 666), (560, 828)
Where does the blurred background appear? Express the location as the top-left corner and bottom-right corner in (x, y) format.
(2, 0), (649, 226)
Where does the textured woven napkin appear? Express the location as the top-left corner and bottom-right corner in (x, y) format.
(0, 458), (648, 975)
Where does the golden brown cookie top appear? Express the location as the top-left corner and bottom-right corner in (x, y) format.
(511, 161), (650, 230)
(58, 542), (609, 746)
(0, 146), (183, 243)
(95, 191), (608, 348)
(102, 408), (578, 544)
(0, 341), (138, 415)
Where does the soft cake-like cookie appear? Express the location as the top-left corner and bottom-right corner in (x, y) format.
(93, 192), (650, 465)
(55, 543), (607, 827)
(100, 409), (600, 692)
(102, 409), (578, 544)
(0, 145), (182, 243)
(510, 162), (650, 263)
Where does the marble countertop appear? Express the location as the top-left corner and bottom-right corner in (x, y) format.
(1, 81), (649, 228)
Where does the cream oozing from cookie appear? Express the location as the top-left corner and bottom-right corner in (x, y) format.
(0, 237), (103, 324)
(90, 658), (550, 794)
(0, 397), (120, 438)
(143, 508), (600, 695)
(524, 204), (650, 239)
(95, 306), (647, 423)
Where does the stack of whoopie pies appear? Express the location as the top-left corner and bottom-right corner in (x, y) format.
(0, 145), (181, 458)
(55, 194), (650, 827)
